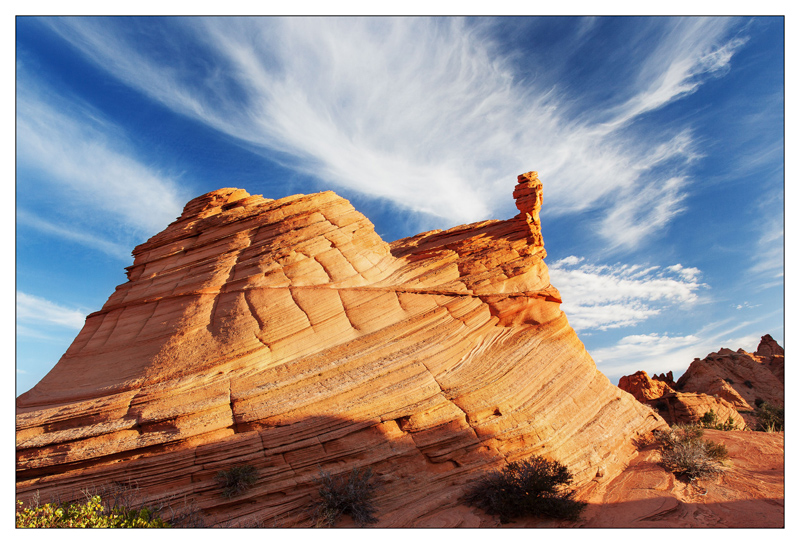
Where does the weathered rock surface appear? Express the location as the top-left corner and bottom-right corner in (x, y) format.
(16, 172), (664, 527)
(676, 345), (784, 428)
(619, 337), (784, 429)
(653, 371), (676, 388)
(654, 392), (746, 429)
(756, 334), (785, 384)
(617, 371), (675, 403)
(563, 430), (784, 528)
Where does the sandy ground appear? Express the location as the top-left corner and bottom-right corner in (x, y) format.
(498, 429), (784, 528)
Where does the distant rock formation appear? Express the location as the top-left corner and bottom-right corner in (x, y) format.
(617, 371), (675, 403)
(652, 371), (676, 388)
(618, 336), (784, 429)
(16, 172), (665, 527)
(755, 334), (785, 384)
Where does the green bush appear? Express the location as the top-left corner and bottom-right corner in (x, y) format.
(309, 467), (378, 527)
(654, 425), (728, 480)
(215, 465), (258, 498)
(16, 495), (168, 528)
(699, 409), (739, 431)
(699, 409), (717, 427)
(755, 402), (784, 432)
(463, 456), (586, 524)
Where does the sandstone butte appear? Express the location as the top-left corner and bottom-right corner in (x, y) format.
(19, 172), (678, 527)
(618, 335), (785, 430)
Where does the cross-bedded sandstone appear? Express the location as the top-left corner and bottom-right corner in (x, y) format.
(17, 173), (664, 527)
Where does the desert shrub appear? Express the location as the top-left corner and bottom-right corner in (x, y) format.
(700, 410), (739, 431)
(16, 495), (168, 528)
(653, 424), (703, 450)
(703, 440), (729, 461)
(660, 442), (725, 480)
(86, 481), (203, 527)
(754, 397), (765, 408)
(309, 467), (378, 527)
(215, 465), (258, 498)
(755, 402), (784, 432)
(700, 409), (717, 428)
(743, 380), (754, 389)
(462, 456), (586, 524)
(654, 425), (728, 480)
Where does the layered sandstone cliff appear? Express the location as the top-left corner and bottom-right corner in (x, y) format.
(618, 336), (784, 429)
(17, 172), (664, 527)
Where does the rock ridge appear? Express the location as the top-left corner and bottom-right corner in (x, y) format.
(17, 172), (664, 527)
(618, 336), (784, 428)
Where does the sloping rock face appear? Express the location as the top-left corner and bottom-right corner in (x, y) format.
(676, 347), (784, 411)
(16, 172), (663, 527)
(565, 429), (784, 528)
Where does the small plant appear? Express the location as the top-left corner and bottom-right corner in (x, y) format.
(215, 465), (258, 498)
(700, 410), (739, 431)
(654, 425), (728, 481)
(703, 440), (729, 461)
(462, 455), (586, 524)
(16, 495), (168, 528)
(700, 409), (717, 428)
(755, 402), (784, 432)
(719, 415), (738, 431)
(309, 467), (378, 527)
(743, 380), (754, 389)
(654, 424), (703, 449)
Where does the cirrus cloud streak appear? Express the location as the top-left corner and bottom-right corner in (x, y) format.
(41, 16), (747, 249)
(549, 256), (705, 331)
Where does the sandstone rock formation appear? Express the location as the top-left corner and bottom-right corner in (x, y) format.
(17, 172), (664, 527)
(618, 337), (784, 429)
(617, 371), (675, 403)
(755, 334), (784, 384)
(653, 371), (676, 389)
(653, 392), (746, 429)
(676, 347), (784, 413)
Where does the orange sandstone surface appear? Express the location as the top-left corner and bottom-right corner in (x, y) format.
(561, 429), (784, 528)
(17, 172), (668, 527)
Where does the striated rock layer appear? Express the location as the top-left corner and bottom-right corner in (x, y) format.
(17, 172), (663, 527)
(618, 336), (784, 429)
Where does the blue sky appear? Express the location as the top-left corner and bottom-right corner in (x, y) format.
(15, 16), (785, 395)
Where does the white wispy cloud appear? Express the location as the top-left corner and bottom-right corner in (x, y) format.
(16, 65), (188, 249)
(17, 209), (131, 260)
(16, 292), (86, 330)
(41, 17), (746, 248)
(549, 256), (705, 331)
(591, 332), (703, 379)
(598, 19), (748, 131)
(748, 205), (784, 286)
(590, 315), (781, 384)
